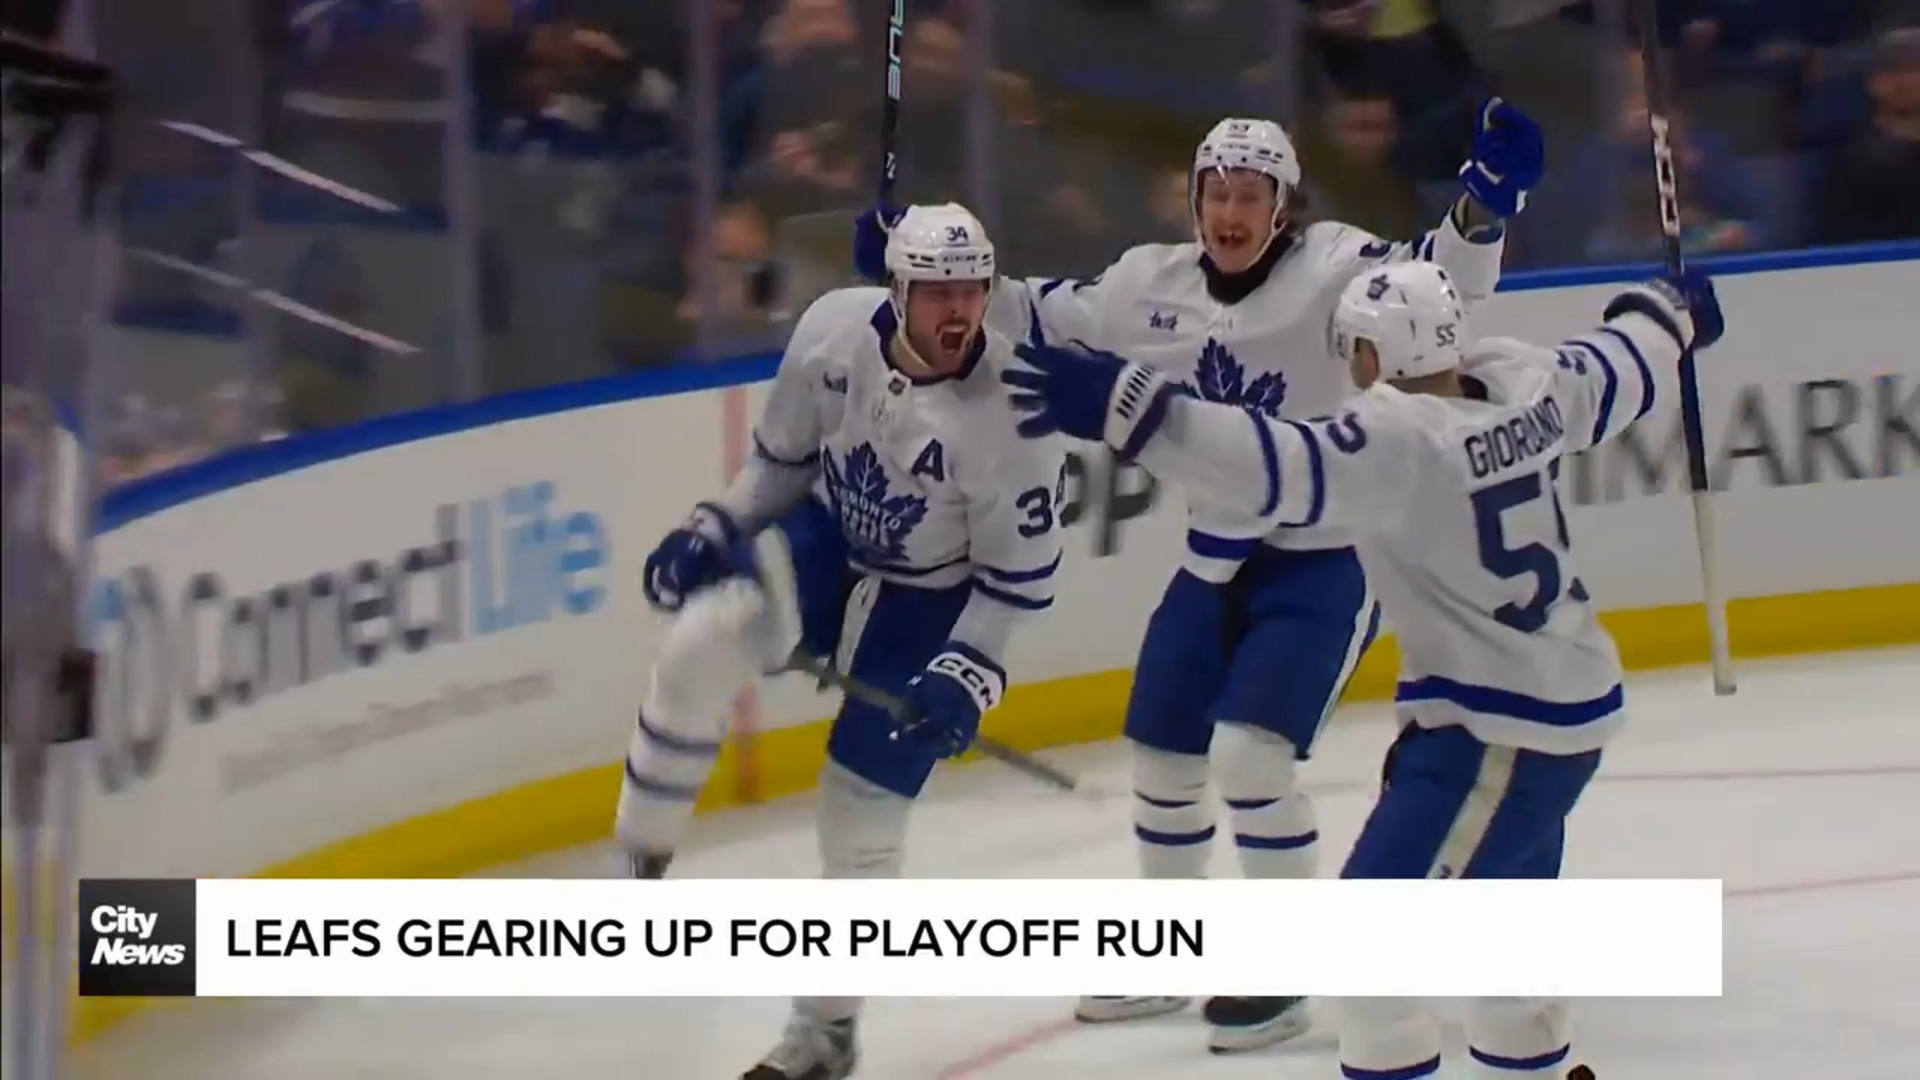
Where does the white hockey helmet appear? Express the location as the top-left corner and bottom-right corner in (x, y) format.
(1191, 118), (1303, 256)
(1331, 262), (1468, 381)
(884, 203), (995, 295)
(1193, 117), (1303, 191)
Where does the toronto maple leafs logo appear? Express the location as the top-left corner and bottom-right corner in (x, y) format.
(1185, 338), (1286, 417)
(821, 443), (928, 562)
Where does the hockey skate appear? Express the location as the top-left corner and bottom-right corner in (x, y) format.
(623, 849), (672, 879)
(1203, 996), (1310, 1052)
(1072, 995), (1192, 1023)
(741, 1014), (856, 1080)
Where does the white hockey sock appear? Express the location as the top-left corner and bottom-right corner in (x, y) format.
(1340, 999), (1443, 1080)
(1131, 743), (1214, 878)
(1213, 723), (1318, 879)
(615, 579), (765, 855)
(613, 696), (723, 855)
(796, 761), (912, 1023)
(1466, 998), (1574, 1077)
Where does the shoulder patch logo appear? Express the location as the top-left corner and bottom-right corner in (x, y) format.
(823, 443), (928, 562)
(1187, 338), (1286, 417)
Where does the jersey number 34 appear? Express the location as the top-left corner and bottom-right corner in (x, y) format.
(1471, 461), (1589, 633)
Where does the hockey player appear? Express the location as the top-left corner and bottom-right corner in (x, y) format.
(615, 203), (1066, 1080)
(1001, 259), (1726, 1079)
(855, 100), (1545, 1050)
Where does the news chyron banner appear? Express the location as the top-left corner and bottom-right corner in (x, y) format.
(79, 878), (1725, 999)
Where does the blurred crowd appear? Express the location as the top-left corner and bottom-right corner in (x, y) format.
(59, 0), (1920, 483)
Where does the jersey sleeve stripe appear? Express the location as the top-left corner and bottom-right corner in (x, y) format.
(1036, 278), (1073, 299)
(1396, 674), (1624, 726)
(1249, 409), (1281, 518)
(1187, 530), (1261, 561)
(1594, 325), (1658, 421)
(752, 433), (819, 468)
(1564, 340), (1620, 446)
(977, 552), (1061, 585)
(971, 578), (1053, 611)
(1278, 420), (1327, 527)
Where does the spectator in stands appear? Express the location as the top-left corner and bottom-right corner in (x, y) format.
(752, 0), (870, 214)
(893, 10), (1114, 272)
(1664, 0), (1877, 154)
(598, 200), (783, 365)
(1301, 85), (1423, 240)
(1300, 0), (1486, 186)
(1568, 48), (1767, 263)
(1819, 26), (1920, 244)
(1145, 165), (1191, 242)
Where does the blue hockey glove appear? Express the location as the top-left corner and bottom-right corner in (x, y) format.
(1604, 269), (1725, 352)
(894, 644), (1006, 758)
(854, 202), (905, 283)
(1005, 340), (1180, 461)
(1459, 97), (1545, 219)
(642, 503), (740, 612)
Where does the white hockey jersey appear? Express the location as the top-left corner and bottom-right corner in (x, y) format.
(1133, 304), (1679, 754)
(717, 287), (1067, 664)
(991, 214), (1506, 582)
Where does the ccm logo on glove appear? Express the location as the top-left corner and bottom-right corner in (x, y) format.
(925, 649), (1006, 715)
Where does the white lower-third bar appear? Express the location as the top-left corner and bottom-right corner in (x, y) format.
(191, 878), (1723, 998)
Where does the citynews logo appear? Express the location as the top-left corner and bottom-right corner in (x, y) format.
(78, 879), (197, 997)
(90, 905), (184, 966)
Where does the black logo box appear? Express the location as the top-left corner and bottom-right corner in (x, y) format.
(77, 878), (196, 997)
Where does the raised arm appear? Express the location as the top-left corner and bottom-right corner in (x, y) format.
(1530, 273), (1722, 455)
(1329, 98), (1547, 306)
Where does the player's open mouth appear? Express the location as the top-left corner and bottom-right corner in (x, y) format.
(938, 326), (969, 352)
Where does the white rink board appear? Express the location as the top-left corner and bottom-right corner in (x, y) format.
(78, 255), (1920, 878)
(84, 395), (719, 877)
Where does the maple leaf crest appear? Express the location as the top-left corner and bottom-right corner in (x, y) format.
(1186, 338), (1287, 417)
(823, 443), (927, 561)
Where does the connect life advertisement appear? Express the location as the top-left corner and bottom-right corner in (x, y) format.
(80, 394), (724, 880)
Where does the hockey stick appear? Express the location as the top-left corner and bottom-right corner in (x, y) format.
(779, 651), (1095, 798)
(1632, 6), (1736, 696)
(877, 0), (906, 205)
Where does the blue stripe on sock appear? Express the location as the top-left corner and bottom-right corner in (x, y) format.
(1342, 1055), (1441, 1080)
(1234, 830), (1318, 851)
(637, 712), (722, 755)
(1224, 796), (1277, 810)
(624, 758), (702, 801)
(1469, 1044), (1571, 1072)
(1134, 791), (1198, 809)
(1135, 824), (1216, 847)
